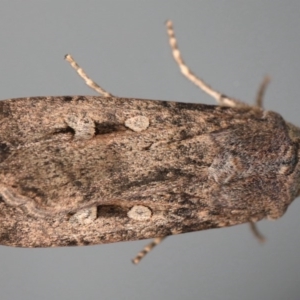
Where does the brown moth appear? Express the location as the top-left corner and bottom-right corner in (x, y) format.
(0, 21), (299, 264)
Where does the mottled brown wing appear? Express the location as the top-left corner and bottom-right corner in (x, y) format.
(0, 96), (298, 247)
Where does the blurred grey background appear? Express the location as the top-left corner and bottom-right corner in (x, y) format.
(0, 1), (300, 299)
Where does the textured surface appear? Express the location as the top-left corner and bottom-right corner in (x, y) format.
(0, 96), (300, 247)
(1, 2), (300, 300)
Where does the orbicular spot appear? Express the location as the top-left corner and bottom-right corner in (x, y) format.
(125, 116), (149, 132)
(65, 114), (95, 140)
(69, 207), (97, 225)
(127, 205), (152, 221)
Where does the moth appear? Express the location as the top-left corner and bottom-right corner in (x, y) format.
(0, 21), (299, 264)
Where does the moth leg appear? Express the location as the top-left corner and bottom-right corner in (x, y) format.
(166, 20), (247, 108)
(255, 76), (270, 108)
(65, 54), (114, 98)
(132, 237), (166, 264)
(249, 221), (266, 243)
